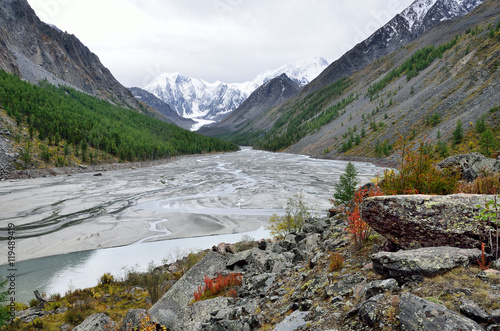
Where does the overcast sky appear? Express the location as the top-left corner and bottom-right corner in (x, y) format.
(27, 0), (415, 88)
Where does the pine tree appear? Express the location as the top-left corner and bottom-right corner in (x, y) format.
(480, 129), (497, 157)
(332, 162), (360, 206)
(452, 119), (463, 145)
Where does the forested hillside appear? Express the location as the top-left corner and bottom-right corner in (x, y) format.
(0, 70), (238, 170)
(218, 0), (500, 161)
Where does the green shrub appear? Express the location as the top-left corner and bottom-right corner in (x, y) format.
(381, 135), (459, 195)
(0, 279), (9, 327)
(269, 191), (310, 238)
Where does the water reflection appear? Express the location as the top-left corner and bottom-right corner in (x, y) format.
(0, 226), (270, 303)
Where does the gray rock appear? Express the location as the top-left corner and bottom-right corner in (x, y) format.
(324, 239), (349, 251)
(121, 309), (148, 331)
(460, 298), (491, 324)
(281, 234), (298, 251)
(360, 194), (495, 250)
(72, 313), (117, 331)
(227, 249), (254, 270)
(203, 320), (251, 331)
(59, 324), (72, 331)
(372, 246), (482, 284)
(227, 248), (287, 272)
(358, 294), (385, 327)
(325, 274), (366, 297)
(303, 218), (328, 233)
(437, 153), (500, 181)
(298, 233), (320, 254)
(149, 252), (228, 328)
(492, 259), (500, 271)
(241, 273), (276, 297)
(302, 272), (328, 295)
(365, 279), (399, 299)
(273, 311), (309, 331)
(176, 297), (230, 330)
(399, 293), (484, 331)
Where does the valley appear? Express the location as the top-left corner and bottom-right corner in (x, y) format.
(0, 149), (384, 303)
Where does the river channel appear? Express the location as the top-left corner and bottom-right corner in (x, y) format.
(0, 148), (385, 303)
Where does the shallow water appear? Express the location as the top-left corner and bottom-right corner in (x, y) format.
(0, 148), (385, 303)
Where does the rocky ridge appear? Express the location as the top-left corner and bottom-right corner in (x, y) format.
(0, 0), (145, 112)
(53, 194), (500, 331)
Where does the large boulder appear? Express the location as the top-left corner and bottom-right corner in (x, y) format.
(176, 296), (231, 330)
(437, 153), (500, 181)
(371, 246), (482, 284)
(399, 293), (484, 330)
(73, 313), (117, 331)
(226, 248), (288, 272)
(149, 251), (228, 328)
(360, 194), (495, 249)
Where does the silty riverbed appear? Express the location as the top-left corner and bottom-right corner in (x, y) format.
(0, 148), (386, 302)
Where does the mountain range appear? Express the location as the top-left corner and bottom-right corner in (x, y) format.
(133, 57), (329, 128)
(0, 0), (498, 170)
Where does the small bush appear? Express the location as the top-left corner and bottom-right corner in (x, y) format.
(29, 298), (39, 308)
(43, 301), (62, 312)
(30, 317), (44, 329)
(234, 235), (257, 252)
(193, 273), (243, 302)
(99, 273), (114, 286)
(346, 185), (384, 250)
(269, 191), (310, 238)
(456, 171), (500, 194)
(381, 135), (459, 195)
(328, 252), (344, 272)
(64, 300), (94, 326)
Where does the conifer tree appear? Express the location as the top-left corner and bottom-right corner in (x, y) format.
(332, 162), (360, 206)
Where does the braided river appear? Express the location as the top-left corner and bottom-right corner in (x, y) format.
(0, 148), (385, 302)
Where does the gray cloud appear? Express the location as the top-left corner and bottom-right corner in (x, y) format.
(27, 0), (414, 87)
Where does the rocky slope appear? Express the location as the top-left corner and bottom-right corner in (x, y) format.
(222, 0), (499, 159)
(306, 0), (483, 94)
(129, 87), (196, 130)
(42, 199), (499, 331)
(0, 0), (144, 111)
(199, 74), (301, 139)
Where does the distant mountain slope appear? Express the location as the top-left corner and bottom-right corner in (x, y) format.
(129, 87), (196, 131)
(0, 0), (143, 111)
(284, 0), (500, 158)
(143, 57), (329, 123)
(305, 0), (483, 95)
(199, 74), (301, 140)
(221, 0), (499, 159)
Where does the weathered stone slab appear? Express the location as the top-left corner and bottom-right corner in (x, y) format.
(437, 152), (500, 181)
(273, 311), (310, 331)
(73, 313), (117, 331)
(372, 246), (482, 283)
(399, 293), (484, 331)
(149, 251), (228, 328)
(360, 194), (494, 249)
(176, 297), (231, 330)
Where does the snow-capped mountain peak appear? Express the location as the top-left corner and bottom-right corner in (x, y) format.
(399, 0), (483, 34)
(401, 0), (439, 30)
(143, 57), (329, 125)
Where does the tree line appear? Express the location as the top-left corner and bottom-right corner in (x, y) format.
(0, 70), (238, 162)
